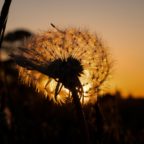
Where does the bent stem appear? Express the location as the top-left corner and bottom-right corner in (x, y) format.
(71, 87), (90, 144)
(0, 0), (12, 48)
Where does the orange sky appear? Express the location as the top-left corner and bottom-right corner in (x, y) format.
(1, 0), (144, 97)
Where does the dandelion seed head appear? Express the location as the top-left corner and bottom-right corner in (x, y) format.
(11, 27), (111, 104)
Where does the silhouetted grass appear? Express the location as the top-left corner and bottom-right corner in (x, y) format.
(1, 60), (144, 144)
(1, 2), (143, 144)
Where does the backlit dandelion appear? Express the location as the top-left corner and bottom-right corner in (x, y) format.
(11, 24), (110, 104)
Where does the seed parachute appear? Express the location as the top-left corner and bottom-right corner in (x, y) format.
(11, 26), (111, 104)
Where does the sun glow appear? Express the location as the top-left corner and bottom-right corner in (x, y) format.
(12, 27), (110, 104)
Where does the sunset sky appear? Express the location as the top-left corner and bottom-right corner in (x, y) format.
(1, 0), (144, 97)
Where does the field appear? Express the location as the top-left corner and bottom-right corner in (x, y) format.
(0, 60), (144, 144)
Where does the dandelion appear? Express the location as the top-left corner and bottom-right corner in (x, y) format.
(10, 24), (111, 144)
(10, 24), (110, 104)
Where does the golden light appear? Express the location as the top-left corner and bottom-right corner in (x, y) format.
(11, 25), (111, 104)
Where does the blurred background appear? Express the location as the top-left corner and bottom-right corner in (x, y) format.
(0, 0), (144, 144)
(1, 0), (144, 97)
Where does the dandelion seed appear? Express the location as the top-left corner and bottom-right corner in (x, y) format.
(11, 26), (111, 104)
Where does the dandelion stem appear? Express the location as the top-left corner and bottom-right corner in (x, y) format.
(71, 87), (91, 144)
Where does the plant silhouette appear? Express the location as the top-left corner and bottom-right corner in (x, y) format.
(10, 25), (111, 144)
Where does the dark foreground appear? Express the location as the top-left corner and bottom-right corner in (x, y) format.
(0, 60), (144, 144)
